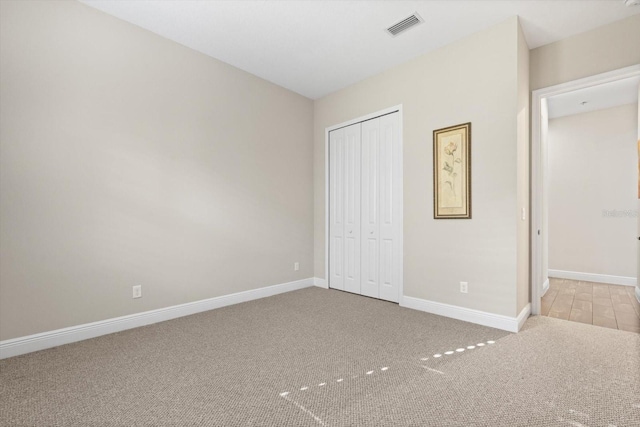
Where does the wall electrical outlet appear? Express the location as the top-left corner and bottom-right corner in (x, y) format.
(460, 282), (468, 294)
(294, 262), (300, 271)
(132, 285), (142, 299)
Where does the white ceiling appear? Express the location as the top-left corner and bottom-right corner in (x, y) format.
(547, 76), (640, 119)
(80, 1), (640, 100)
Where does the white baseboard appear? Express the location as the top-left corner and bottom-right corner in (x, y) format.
(313, 277), (328, 289)
(400, 296), (530, 333)
(541, 278), (550, 297)
(517, 303), (532, 331)
(548, 269), (637, 287)
(0, 277), (314, 360)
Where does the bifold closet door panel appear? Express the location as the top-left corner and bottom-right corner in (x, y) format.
(377, 113), (401, 303)
(361, 118), (380, 299)
(329, 127), (345, 291)
(342, 123), (362, 294)
(329, 123), (361, 294)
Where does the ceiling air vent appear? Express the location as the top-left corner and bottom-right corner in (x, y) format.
(386, 13), (423, 37)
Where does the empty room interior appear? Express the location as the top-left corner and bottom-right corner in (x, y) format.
(541, 78), (640, 331)
(0, 1), (639, 426)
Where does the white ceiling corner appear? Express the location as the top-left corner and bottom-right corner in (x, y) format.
(547, 76), (640, 119)
(79, 0), (640, 99)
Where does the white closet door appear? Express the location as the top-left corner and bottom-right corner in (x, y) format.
(363, 113), (401, 303)
(343, 123), (362, 294)
(330, 112), (400, 303)
(378, 113), (401, 303)
(329, 127), (345, 290)
(361, 118), (380, 298)
(329, 123), (361, 294)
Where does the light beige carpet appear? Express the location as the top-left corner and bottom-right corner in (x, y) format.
(1, 287), (639, 426)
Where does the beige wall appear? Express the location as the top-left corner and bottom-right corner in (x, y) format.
(314, 17), (526, 317)
(0, 0), (314, 340)
(516, 23), (530, 313)
(548, 104), (638, 278)
(530, 14), (640, 91)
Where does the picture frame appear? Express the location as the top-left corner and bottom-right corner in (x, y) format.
(433, 122), (471, 219)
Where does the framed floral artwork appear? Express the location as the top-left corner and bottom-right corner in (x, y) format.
(433, 122), (471, 219)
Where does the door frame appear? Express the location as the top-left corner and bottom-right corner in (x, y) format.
(531, 65), (640, 315)
(324, 105), (404, 303)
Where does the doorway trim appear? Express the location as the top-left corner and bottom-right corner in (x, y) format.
(324, 105), (404, 303)
(531, 64), (640, 315)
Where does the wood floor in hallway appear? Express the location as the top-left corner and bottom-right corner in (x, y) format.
(542, 278), (640, 333)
